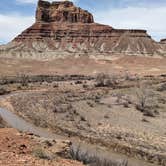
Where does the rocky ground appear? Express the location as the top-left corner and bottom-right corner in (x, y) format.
(0, 73), (166, 165)
(0, 128), (83, 166)
(0, 56), (166, 76)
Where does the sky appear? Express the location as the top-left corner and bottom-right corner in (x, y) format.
(0, 0), (166, 44)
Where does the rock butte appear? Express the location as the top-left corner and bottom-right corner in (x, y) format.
(160, 39), (166, 44)
(0, 0), (166, 59)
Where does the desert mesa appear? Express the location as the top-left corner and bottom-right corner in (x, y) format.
(0, 0), (166, 59)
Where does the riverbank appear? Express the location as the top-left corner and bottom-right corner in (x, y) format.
(0, 74), (166, 165)
(0, 128), (83, 166)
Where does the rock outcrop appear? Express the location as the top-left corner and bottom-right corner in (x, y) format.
(160, 39), (166, 54)
(36, 0), (94, 23)
(160, 39), (166, 44)
(0, 0), (165, 59)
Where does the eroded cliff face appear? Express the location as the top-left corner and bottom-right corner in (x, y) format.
(36, 0), (94, 23)
(0, 0), (165, 59)
(159, 39), (166, 53)
(160, 39), (166, 44)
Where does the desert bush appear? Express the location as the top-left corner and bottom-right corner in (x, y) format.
(69, 145), (94, 164)
(75, 80), (83, 84)
(157, 83), (166, 91)
(142, 109), (156, 117)
(69, 145), (128, 166)
(104, 114), (110, 119)
(83, 84), (88, 88)
(123, 102), (130, 108)
(95, 73), (118, 88)
(53, 83), (59, 88)
(124, 72), (139, 81)
(124, 71), (132, 81)
(0, 76), (8, 85)
(19, 74), (29, 87)
(0, 116), (6, 128)
(116, 93), (124, 104)
(135, 84), (159, 117)
(142, 118), (149, 123)
(91, 158), (128, 166)
(87, 101), (94, 107)
(33, 148), (51, 160)
(0, 87), (9, 95)
(80, 116), (86, 122)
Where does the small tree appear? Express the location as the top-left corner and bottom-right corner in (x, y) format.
(95, 73), (118, 87)
(136, 86), (149, 111)
(135, 84), (158, 117)
(19, 73), (29, 87)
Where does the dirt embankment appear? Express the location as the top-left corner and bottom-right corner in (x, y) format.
(0, 128), (83, 166)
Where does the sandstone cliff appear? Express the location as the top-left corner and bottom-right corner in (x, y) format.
(0, 0), (165, 59)
(160, 39), (166, 54)
(160, 39), (166, 43)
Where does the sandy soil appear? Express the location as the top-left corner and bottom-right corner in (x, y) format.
(0, 56), (166, 76)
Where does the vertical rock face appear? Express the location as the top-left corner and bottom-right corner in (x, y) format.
(160, 39), (166, 44)
(36, 0), (94, 23)
(0, 0), (165, 58)
(160, 39), (166, 53)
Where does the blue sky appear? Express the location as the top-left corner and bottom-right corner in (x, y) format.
(0, 0), (166, 44)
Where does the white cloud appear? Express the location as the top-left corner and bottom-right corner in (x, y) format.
(94, 6), (166, 41)
(0, 14), (34, 44)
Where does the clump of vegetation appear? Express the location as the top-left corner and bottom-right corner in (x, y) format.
(53, 83), (59, 88)
(95, 73), (118, 88)
(75, 80), (83, 84)
(157, 83), (166, 91)
(0, 76), (8, 85)
(83, 84), (88, 89)
(135, 84), (159, 117)
(123, 102), (130, 108)
(116, 93), (124, 104)
(80, 116), (86, 122)
(87, 101), (94, 107)
(19, 73), (29, 87)
(33, 148), (51, 160)
(123, 71), (139, 81)
(0, 116), (6, 128)
(69, 145), (128, 166)
(69, 145), (93, 164)
(0, 87), (9, 95)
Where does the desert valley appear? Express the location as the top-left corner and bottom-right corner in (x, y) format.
(0, 0), (166, 166)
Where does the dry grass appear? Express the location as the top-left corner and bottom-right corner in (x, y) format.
(69, 145), (128, 166)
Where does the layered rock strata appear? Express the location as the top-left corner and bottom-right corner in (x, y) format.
(159, 39), (166, 54)
(0, 0), (165, 59)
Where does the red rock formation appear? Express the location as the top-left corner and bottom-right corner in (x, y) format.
(160, 39), (166, 53)
(0, 0), (164, 58)
(36, 0), (94, 23)
(160, 39), (166, 44)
